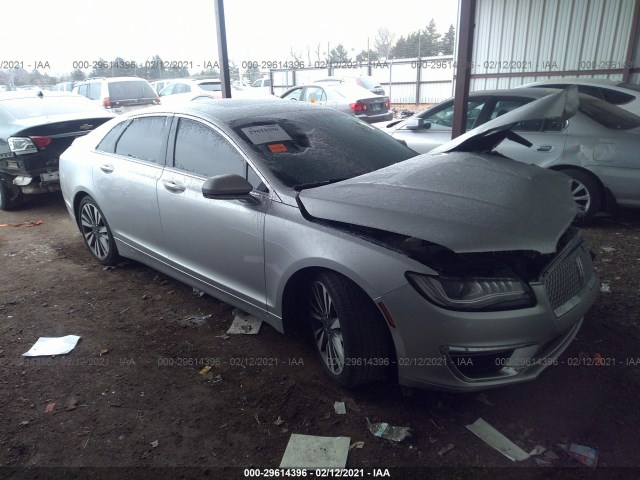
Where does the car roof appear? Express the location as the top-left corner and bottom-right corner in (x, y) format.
(135, 98), (319, 124)
(80, 77), (149, 83)
(469, 87), (562, 98)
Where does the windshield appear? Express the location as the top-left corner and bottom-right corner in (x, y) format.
(579, 94), (640, 130)
(0, 96), (104, 119)
(232, 110), (416, 188)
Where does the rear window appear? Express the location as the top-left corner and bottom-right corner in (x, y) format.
(331, 84), (375, 99)
(579, 95), (640, 130)
(0, 96), (103, 119)
(231, 110), (416, 188)
(357, 77), (380, 89)
(107, 81), (156, 101)
(198, 82), (222, 92)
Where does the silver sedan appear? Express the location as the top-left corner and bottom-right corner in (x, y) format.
(281, 82), (393, 123)
(387, 88), (640, 219)
(60, 95), (597, 391)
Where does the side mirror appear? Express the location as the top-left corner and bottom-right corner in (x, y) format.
(202, 174), (257, 203)
(405, 118), (427, 130)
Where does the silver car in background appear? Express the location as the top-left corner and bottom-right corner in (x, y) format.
(281, 82), (393, 123)
(60, 94), (597, 391)
(387, 88), (640, 219)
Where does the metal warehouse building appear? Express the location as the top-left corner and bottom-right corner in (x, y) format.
(463, 0), (640, 89)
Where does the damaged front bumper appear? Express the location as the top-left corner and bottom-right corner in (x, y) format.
(378, 233), (599, 391)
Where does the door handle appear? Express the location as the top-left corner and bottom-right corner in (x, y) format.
(163, 180), (186, 194)
(99, 164), (114, 173)
(536, 145), (553, 152)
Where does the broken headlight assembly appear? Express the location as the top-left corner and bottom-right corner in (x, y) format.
(406, 272), (535, 311)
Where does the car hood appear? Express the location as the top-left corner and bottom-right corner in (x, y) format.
(298, 153), (577, 254)
(429, 86), (579, 154)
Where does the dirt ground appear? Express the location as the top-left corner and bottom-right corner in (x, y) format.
(1, 193), (639, 478)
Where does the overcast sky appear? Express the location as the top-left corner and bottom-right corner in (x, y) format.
(3, 0), (458, 75)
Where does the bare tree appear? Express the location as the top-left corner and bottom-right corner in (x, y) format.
(314, 43), (323, 63)
(374, 27), (395, 60)
(290, 47), (303, 63)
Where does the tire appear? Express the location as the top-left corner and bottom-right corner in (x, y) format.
(0, 174), (24, 211)
(560, 168), (603, 220)
(306, 271), (391, 387)
(77, 196), (120, 266)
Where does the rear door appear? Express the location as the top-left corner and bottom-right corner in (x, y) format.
(92, 115), (170, 256)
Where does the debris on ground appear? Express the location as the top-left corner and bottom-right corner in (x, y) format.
(227, 310), (262, 334)
(141, 294), (150, 300)
(600, 282), (611, 293)
(150, 440), (159, 448)
(22, 335), (81, 356)
(44, 403), (55, 413)
(65, 397), (78, 411)
(20, 420), (29, 427)
(349, 441), (364, 450)
(192, 288), (205, 298)
(180, 314), (212, 328)
(342, 397), (360, 412)
(199, 366), (212, 376)
(466, 418), (530, 461)
(0, 220), (43, 227)
(601, 246), (616, 253)
(438, 444), (455, 456)
(367, 418), (411, 442)
(279, 434), (351, 468)
(559, 443), (598, 468)
(334, 401), (346, 415)
(216, 334), (231, 340)
(528, 445), (546, 456)
(99, 349), (109, 356)
(274, 416), (285, 426)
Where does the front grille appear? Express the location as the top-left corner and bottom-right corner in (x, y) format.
(543, 244), (594, 315)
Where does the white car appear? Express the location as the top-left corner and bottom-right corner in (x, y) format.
(72, 77), (159, 114)
(519, 78), (640, 116)
(159, 78), (222, 99)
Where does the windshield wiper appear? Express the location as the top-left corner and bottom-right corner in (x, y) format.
(293, 177), (349, 191)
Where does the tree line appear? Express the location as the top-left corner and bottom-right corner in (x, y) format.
(1, 19), (455, 88)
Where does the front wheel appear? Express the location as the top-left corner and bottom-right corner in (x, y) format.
(78, 196), (119, 265)
(307, 271), (392, 387)
(0, 174), (24, 211)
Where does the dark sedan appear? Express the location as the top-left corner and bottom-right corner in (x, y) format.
(0, 91), (114, 210)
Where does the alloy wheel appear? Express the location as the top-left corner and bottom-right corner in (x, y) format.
(570, 178), (591, 213)
(80, 202), (110, 260)
(309, 281), (345, 375)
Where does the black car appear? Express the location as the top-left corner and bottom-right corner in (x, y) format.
(0, 91), (114, 210)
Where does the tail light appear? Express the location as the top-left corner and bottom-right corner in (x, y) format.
(30, 136), (52, 148)
(7, 136), (51, 154)
(154, 95), (161, 105)
(103, 97), (111, 108)
(349, 102), (368, 112)
(385, 98), (391, 108)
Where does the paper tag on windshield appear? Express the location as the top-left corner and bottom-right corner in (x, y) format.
(241, 125), (292, 145)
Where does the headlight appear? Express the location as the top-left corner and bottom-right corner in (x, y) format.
(406, 272), (535, 311)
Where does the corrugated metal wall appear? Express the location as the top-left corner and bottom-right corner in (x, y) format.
(470, 0), (636, 90)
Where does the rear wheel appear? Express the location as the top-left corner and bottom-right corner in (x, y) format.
(307, 271), (391, 387)
(0, 174), (24, 211)
(78, 196), (119, 265)
(560, 168), (603, 220)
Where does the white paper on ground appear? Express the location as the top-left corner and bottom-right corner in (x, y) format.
(227, 313), (262, 334)
(22, 335), (81, 357)
(466, 418), (530, 462)
(279, 434), (351, 469)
